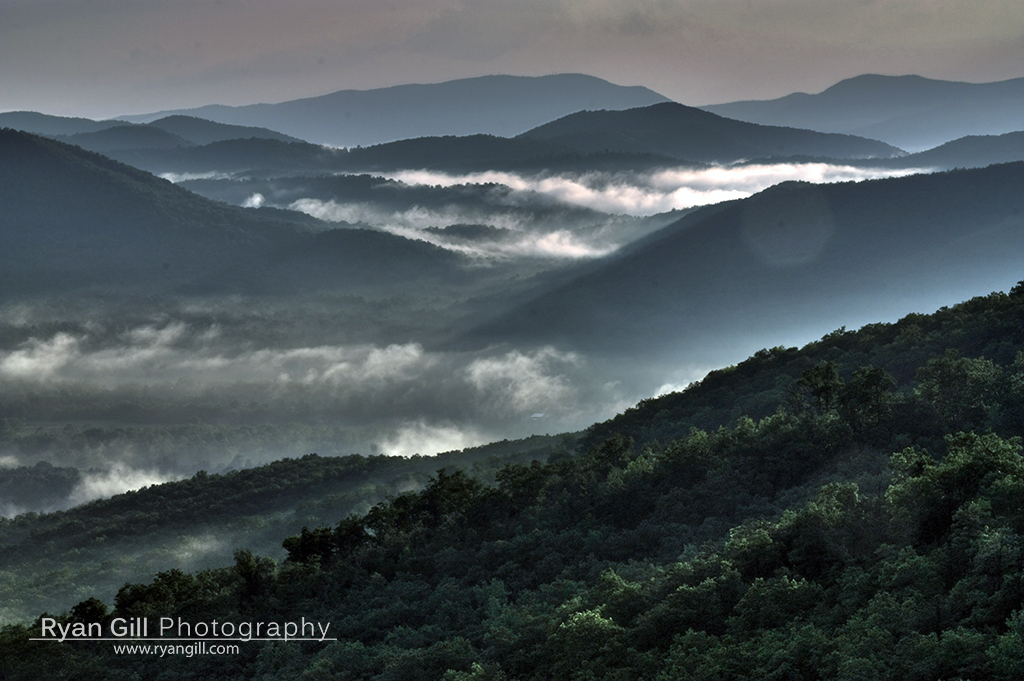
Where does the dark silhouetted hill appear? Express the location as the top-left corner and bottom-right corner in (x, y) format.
(106, 137), (345, 174)
(518, 102), (904, 161)
(57, 124), (194, 152)
(0, 129), (462, 297)
(884, 131), (1024, 170)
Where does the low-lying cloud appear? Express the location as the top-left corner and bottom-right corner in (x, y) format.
(159, 171), (235, 183)
(387, 163), (926, 217)
(288, 197), (622, 259)
(379, 421), (488, 459)
(0, 321), (652, 467)
(69, 464), (180, 506)
(283, 163), (923, 260)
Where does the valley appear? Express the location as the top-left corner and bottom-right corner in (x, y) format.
(1, 66), (1023, 680)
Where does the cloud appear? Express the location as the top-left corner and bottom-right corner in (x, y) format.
(68, 464), (180, 506)
(0, 322), (641, 464)
(159, 171), (235, 183)
(0, 333), (80, 379)
(287, 197), (619, 259)
(558, 0), (693, 36)
(173, 534), (226, 563)
(387, 164), (925, 217)
(379, 421), (488, 458)
(465, 346), (580, 414)
(243, 193), (266, 208)
(406, 1), (553, 62)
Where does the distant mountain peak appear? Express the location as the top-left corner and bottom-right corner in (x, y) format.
(115, 74), (672, 148)
(702, 73), (1024, 151)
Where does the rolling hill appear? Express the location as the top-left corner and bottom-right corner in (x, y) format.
(461, 162), (1024, 368)
(0, 129), (463, 297)
(0, 111), (123, 137)
(0, 436), (565, 621)
(0, 112), (308, 148)
(101, 102), (907, 178)
(145, 115), (305, 145)
(57, 124), (194, 153)
(702, 74), (1024, 151)
(518, 101), (904, 162)
(882, 131), (1024, 170)
(116, 73), (672, 147)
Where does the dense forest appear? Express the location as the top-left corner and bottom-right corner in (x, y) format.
(0, 435), (569, 623)
(5, 283), (1024, 678)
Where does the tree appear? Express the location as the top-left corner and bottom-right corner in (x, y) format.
(788, 361), (844, 416)
(915, 350), (1001, 432)
(840, 365), (897, 439)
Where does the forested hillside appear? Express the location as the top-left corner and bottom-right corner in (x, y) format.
(6, 283), (1024, 679)
(0, 436), (569, 623)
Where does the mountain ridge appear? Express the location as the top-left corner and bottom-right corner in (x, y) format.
(115, 73), (672, 147)
(702, 73), (1024, 151)
(461, 163), (1024, 369)
(518, 101), (904, 162)
(0, 129), (463, 296)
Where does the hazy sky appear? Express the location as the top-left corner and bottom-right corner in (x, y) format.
(1, 0), (1022, 119)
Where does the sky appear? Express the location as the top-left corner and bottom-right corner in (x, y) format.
(1, 0), (1021, 120)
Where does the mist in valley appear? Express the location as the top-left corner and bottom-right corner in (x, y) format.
(0, 128), (1015, 518)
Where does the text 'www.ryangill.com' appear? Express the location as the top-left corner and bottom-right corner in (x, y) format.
(113, 641), (240, 657)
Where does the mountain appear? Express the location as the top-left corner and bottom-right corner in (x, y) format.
(145, 115), (305, 145)
(104, 132), (686, 176)
(116, 73), (672, 147)
(886, 131), (1024, 170)
(702, 74), (1024, 151)
(518, 101), (904, 162)
(0, 129), (462, 297)
(1, 112), (308, 147)
(462, 163), (1024, 369)
(108, 103), (905, 178)
(0, 111), (123, 136)
(105, 136), (346, 175)
(326, 103), (902, 171)
(57, 124), (194, 153)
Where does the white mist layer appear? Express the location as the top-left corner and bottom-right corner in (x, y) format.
(288, 198), (619, 259)
(69, 464), (180, 506)
(284, 164), (925, 259)
(379, 421), (488, 458)
(159, 171), (235, 183)
(0, 322), (647, 459)
(387, 164), (927, 217)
